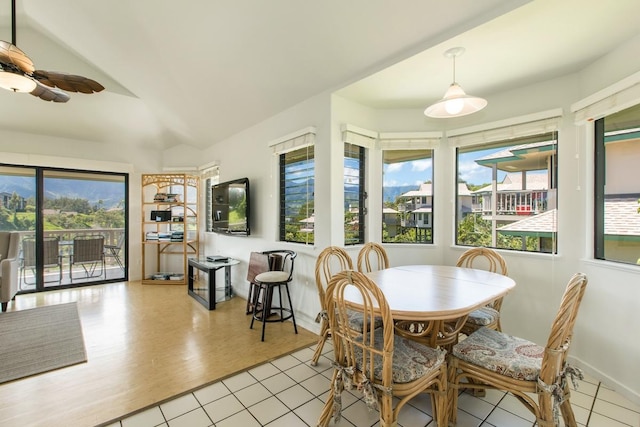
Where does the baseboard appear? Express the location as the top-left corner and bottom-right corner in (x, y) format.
(568, 355), (640, 406)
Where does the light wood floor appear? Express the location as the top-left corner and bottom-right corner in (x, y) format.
(0, 281), (317, 427)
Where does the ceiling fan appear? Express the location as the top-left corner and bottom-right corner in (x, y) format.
(0, 0), (103, 102)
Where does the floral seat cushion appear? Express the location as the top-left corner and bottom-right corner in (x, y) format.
(466, 306), (500, 326)
(348, 310), (383, 332)
(354, 328), (446, 384)
(452, 326), (544, 381)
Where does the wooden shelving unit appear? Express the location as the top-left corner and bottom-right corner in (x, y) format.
(141, 173), (199, 285)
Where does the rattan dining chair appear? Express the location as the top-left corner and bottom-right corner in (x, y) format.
(356, 242), (390, 273)
(456, 247), (509, 334)
(311, 246), (353, 366)
(317, 270), (448, 427)
(448, 272), (588, 427)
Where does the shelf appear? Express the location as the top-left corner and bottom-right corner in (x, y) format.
(141, 173), (199, 286)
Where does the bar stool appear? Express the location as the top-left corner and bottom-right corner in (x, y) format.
(250, 250), (298, 341)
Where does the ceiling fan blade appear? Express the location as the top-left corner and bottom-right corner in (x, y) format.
(0, 40), (35, 74)
(32, 70), (104, 94)
(30, 80), (70, 103)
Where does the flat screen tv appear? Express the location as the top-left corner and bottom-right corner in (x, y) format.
(211, 177), (250, 235)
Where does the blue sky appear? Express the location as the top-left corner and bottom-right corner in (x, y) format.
(383, 158), (433, 187)
(382, 147), (506, 189)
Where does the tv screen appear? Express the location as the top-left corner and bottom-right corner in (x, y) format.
(211, 177), (250, 235)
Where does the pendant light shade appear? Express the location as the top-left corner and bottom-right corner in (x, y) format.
(424, 47), (487, 118)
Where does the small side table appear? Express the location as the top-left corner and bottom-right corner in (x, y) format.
(188, 257), (239, 310)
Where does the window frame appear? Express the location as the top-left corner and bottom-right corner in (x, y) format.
(279, 144), (315, 245)
(344, 142), (365, 246)
(593, 103), (640, 265)
(454, 131), (559, 253)
(381, 148), (435, 244)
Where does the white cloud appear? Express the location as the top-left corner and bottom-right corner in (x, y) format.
(411, 159), (432, 172)
(458, 160), (491, 184)
(386, 163), (404, 173)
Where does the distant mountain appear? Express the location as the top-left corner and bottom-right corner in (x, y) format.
(0, 176), (124, 209)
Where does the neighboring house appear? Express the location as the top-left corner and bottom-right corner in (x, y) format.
(458, 183), (473, 221)
(498, 209), (558, 253)
(397, 183), (432, 241)
(472, 140), (557, 221)
(382, 207), (400, 237)
(0, 192), (26, 211)
(472, 172), (553, 218)
(299, 215), (314, 233)
(498, 198), (640, 261)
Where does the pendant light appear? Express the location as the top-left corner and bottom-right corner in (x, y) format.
(424, 47), (487, 118)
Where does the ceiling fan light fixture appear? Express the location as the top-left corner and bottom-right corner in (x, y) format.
(0, 69), (36, 92)
(424, 47), (487, 119)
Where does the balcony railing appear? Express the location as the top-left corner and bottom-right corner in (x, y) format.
(16, 228), (125, 290)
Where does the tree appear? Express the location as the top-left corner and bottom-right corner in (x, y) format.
(8, 192), (22, 212)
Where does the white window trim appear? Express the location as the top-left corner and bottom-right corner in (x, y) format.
(269, 126), (316, 155)
(446, 109), (563, 148)
(341, 124), (377, 149)
(572, 70), (640, 125)
(378, 131), (442, 150)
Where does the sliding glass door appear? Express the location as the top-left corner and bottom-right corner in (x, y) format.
(0, 165), (128, 292)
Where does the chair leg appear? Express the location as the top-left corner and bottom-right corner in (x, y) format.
(1, 302), (7, 312)
(537, 391), (556, 427)
(283, 283), (297, 334)
(557, 380), (578, 427)
(249, 285), (263, 329)
(261, 285), (274, 342)
(310, 320), (329, 366)
(447, 358), (459, 426)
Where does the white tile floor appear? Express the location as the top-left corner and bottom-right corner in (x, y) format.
(106, 342), (640, 427)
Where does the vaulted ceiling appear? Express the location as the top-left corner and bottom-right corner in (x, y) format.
(0, 0), (638, 150)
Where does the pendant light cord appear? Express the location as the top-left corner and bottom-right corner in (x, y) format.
(11, 0), (16, 45)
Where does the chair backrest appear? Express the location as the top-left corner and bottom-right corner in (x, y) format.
(247, 251), (271, 284)
(539, 273), (588, 388)
(0, 231), (19, 260)
(357, 242), (389, 273)
(456, 247), (508, 275)
(325, 270), (393, 388)
(315, 246), (353, 310)
(73, 235), (104, 263)
(22, 236), (60, 268)
(261, 250), (296, 282)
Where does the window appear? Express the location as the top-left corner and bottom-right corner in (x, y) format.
(344, 143), (365, 245)
(279, 145), (314, 244)
(455, 132), (558, 253)
(382, 149), (434, 243)
(594, 103), (640, 265)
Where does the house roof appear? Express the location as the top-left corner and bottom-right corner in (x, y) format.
(473, 172), (549, 194)
(400, 183), (432, 198)
(498, 198), (640, 239)
(498, 209), (557, 237)
(475, 140), (557, 172)
(604, 198), (640, 237)
(458, 183), (472, 197)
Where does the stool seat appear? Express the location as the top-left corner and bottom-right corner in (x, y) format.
(255, 271), (290, 282)
(249, 250), (298, 341)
